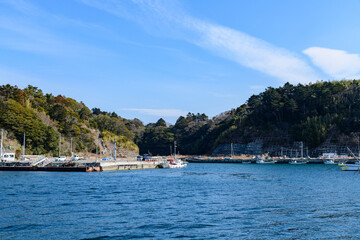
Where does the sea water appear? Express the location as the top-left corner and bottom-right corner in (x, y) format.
(1, 164), (359, 239)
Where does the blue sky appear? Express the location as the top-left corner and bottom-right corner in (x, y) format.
(1, 0), (360, 123)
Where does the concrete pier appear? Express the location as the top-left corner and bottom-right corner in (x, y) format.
(187, 157), (358, 164)
(100, 161), (160, 171)
(0, 158), (161, 172)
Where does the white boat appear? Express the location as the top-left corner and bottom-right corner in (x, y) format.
(289, 159), (307, 164)
(161, 159), (187, 168)
(341, 147), (360, 171)
(324, 159), (336, 164)
(341, 164), (360, 171)
(242, 160), (252, 164)
(256, 158), (275, 164)
(338, 162), (345, 167)
(161, 141), (187, 169)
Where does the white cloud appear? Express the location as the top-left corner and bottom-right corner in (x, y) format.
(0, 1), (111, 57)
(121, 108), (187, 117)
(1, 0), (41, 15)
(187, 21), (319, 84)
(303, 47), (360, 79)
(81, 0), (320, 84)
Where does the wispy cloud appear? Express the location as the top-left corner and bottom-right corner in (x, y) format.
(0, 0), (111, 57)
(1, 0), (41, 15)
(121, 108), (187, 117)
(81, 0), (320, 84)
(303, 47), (360, 79)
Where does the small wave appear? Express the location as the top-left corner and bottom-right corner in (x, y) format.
(81, 236), (111, 240)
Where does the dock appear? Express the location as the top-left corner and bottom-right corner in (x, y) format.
(0, 166), (89, 172)
(187, 157), (357, 164)
(0, 158), (161, 172)
(100, 161), (160, 171)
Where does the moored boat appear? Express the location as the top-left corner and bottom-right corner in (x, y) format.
(341, 147), (360, 171)
(341, 164), (360, 171)
(256, 157), (275, 164)
(161, 158), (187, 168)
(324, 159), (336, 164)
(161, 140), (187, 169)
(289, 159), (307, 164)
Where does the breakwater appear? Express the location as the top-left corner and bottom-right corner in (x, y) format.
(187, 157), (358, 164)
(0, 159), (160, 172)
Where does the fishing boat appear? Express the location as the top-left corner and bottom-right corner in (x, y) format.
(256, 157), (275, 164)
(341, 164), (360, 171)
(324, 159), (336, 164)
(242, 160), (252, 164)
(161, 141), (187, 168)
(340, 147), (360, 171)
(289, 159), (307, 164)
(338, 162), (345, 167)
(161, 158), (187, 168)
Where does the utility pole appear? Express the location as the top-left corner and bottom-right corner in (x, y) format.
(58, 133), (61, 157)
(358, 133), (360, 157)
(70, 137), (73, 157)
(96, 137), (98, 161)
(174, 141), (177, 160)
(99, 139), (102, 160)
(0, 129), (3, 159)
(22, 132), (25, 159)
(306, 147), (309, 158)
(114, 138), (117, 161)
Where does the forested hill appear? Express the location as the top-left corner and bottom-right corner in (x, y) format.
(2, 80), (360, 157)
(0, 84), (141, 157)
(139, 80), (360, 156)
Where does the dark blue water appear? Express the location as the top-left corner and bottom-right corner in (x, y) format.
(1, 164), (360, 239)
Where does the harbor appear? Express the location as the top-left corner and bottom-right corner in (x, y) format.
(0, 133), (186, 172)
(0, 157), (165, 172)
(186, 156), (358, 164)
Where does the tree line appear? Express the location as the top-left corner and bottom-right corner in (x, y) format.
(2, 80), (360, 157)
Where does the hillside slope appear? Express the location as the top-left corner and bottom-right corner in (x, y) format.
(0, 84), (141, 158)
(3, 80), (360, 157)
(138, 80), (360, 156)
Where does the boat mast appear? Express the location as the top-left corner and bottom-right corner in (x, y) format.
(99, 138), (102, 160)
(174, 141), (176, 159)
(59, 133), (61, 156)
(96, 137), (98, 161)
(70, 137), (73, 156)
(114, 138), (117, 161)
(347, 147), (359, 161)
(231, 143), (234, 158)
(0, 129), (3, 158)
(22, 132), (25, 159)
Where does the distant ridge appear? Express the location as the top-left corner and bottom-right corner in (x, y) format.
(2, 80), (360, 157)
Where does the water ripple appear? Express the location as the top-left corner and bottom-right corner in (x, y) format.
(1, 164), (360, 239)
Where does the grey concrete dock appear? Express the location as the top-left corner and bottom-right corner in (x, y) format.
(100, 161), (160, 171)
